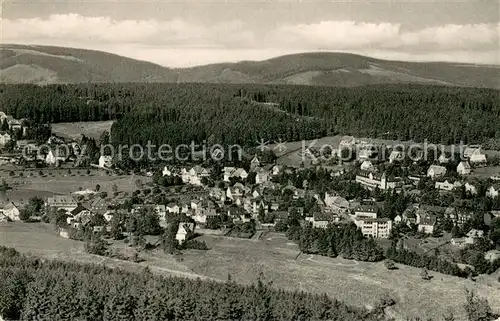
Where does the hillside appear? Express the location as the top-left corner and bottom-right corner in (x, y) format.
(1, 44), (499, 88)
(0, 44), (178, 84)
(179, 52), (500, 88)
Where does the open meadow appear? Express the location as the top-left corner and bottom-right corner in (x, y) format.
(1, 223), (498, 321)
(51, 120), (114, 140)
(0, 169), (151, 204)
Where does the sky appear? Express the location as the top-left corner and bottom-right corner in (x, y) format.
(1, 0), (499, 67)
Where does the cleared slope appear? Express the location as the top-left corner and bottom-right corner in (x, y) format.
(0, 44), (178, 84)
(1, 44), (499, 88)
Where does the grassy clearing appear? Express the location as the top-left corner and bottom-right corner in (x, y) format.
(0, 170), (151, 203)
(180, 233), (500, 321)
(1, 223), (498, 321)
(51, 121), (114, 140)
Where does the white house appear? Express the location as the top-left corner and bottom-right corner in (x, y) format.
(223, 167), (248, 182)
(46, 195), (78, 213)
(464, 182), (478, 195)
(45, 148), (69, 166)
(167, 203), (180, 214)
(250, 155), (260, 170)
(435, 180), (462, 191)
(360, 160), (375, 171)
(98, 155), (113, 168)
(487, 185), (500, 198)
(427, 165), (447, 179)
(0, 202), (20, 221)
(464, 146), (487, 164)
(355, 171), (401, 190)
(176, 223), (195, 243)
(354, 216), (392, 238)
(457, 161), (471, 175)
(255, 168), (270, 184)
(0, 132), (11, 145)
(181, 166), (210, 186)
(418, 215), (436, 234)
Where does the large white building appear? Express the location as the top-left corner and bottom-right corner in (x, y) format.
(355, 171), (401, 190)
(354, 217), (392, 238)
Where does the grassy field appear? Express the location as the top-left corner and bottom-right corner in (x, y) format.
(0, 169), (151, 204)
(180, 234), (500, 321)
(1, 223), (499, 321)
(51, 121), (114, 140)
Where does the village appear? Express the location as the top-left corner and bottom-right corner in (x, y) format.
(0, 108), (499, 277)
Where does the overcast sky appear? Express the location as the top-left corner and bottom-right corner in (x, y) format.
(2, 0), (499, 67)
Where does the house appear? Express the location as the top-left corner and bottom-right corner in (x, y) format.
(355, 171), (402, 190)
(209, 187), (226, 202)
(0, 132), (11, 145)
(427, 165), (447, 178)
(444, 207), (472, 226)
(255, 168), (270, 184)
(464, 146), (487, 164)
(450, 238), (467, 247)
(45, 147), (69, 166)
(250, 155), (260, 170)
(176, 222), (195, 243)
(389, 151), (404, 163)
(360, 160), (375, 171)
(457, 161), (471, 175)
(354, 216), (392, 238)
(466, 229), (484, 242)
(435, 180), (462, 191)
(226, 183), (250, 200)
(324, 193), (349, 212)
(354, 204), (378, 218)
(162, 166), (177, 177)
(223, 167), (248, 182)
(399, 205), (418, 225)
(0, 212), (8, 222)
(464, 182), (478, 195)
(181, 166), (210, 186)
(193, 208), (218, 225)
(0, 202), (20, 221)
(418, 215), (436, 234)
(46, 195), (78, 213)
(271, 165), (283, 176)
(89, 197), (110, 215)
(167, 202), (180, 214)
(310, 212), (340, 228)
(486, 185), (500, 198)
(70, 205), (91, 220)
(98, 155), (113, 168)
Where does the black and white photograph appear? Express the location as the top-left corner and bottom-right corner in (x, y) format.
(0, 0), (499, 320)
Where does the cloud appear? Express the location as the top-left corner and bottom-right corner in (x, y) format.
(1, 14), (499, 66)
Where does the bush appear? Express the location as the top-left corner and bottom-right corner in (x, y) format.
(384, 259), (397, 270)
(180, 240), (209, 251)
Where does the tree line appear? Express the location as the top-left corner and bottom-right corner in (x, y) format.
(0, 246), (386, 321)
(1, 83), (498, 149)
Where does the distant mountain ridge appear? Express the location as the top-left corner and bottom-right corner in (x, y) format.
(1, 44), (499, 88)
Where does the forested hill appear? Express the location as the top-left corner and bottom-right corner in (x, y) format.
(1, 44), (499, 88)
(1, 83), (499, 147)
(0, 44), (178, 84)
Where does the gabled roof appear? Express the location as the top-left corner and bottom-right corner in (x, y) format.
(70, 204), (89, 216)
(428, 165), (447, 175)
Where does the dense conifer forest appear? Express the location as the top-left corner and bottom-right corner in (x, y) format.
(1, 83), (498, 146)
(0, 246), (387, 321)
